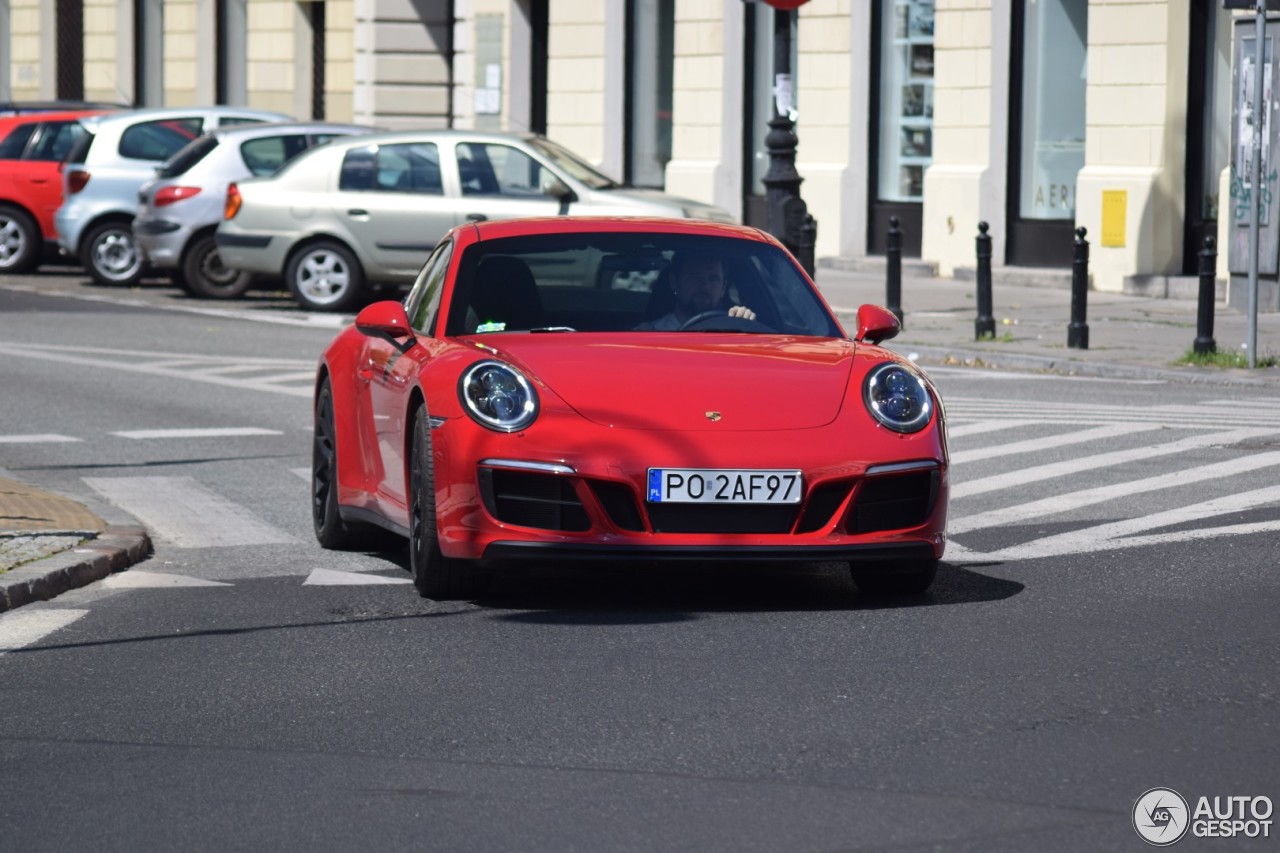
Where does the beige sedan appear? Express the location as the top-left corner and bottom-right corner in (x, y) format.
(215, 130), (734, 311)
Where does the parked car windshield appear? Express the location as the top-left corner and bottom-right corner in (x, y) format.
(446, 232), (842, 338)
(526, 137), (619, 190)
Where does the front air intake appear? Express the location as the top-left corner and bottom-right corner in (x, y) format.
(478, 469), (590, 531)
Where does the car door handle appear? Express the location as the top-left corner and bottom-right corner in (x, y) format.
(347, 208), (369, 217)
(28, 177), (48, 184)
(466, 213), (488, 222)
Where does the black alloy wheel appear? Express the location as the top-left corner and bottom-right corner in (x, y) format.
(313, 378), (359, 548)
(409, 406), (475, 599)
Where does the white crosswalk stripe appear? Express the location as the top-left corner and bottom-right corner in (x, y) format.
(0, 609), (88, 656)
(944, 396), (1280, 428)
(948, 423), (1161, 465)
(0, 342), (315, 398)
(83, 476), (295, 548)
(0, 434), (80, 444)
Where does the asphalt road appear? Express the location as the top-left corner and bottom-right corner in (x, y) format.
(1, 274), (1277, 852)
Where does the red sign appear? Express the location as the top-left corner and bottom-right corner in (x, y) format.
(761, 0), (810, 9)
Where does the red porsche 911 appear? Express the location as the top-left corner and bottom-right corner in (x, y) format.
(312, 217), (948, 598)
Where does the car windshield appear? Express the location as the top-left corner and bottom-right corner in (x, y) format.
(446, 232), (844, 338)
(526, 137), (619, 190)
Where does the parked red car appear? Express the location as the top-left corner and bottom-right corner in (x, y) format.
(312, 217), (949, 599)
(0, 109), (110, 273)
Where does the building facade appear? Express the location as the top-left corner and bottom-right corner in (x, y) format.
(0, 0), (1245, 294)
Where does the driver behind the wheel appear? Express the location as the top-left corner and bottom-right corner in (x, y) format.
(634, 251), (756, 330)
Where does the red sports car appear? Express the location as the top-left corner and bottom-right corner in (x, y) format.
(312, 217), (948, 598)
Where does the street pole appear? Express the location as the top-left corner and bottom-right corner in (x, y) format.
(762, 7), (813, 276)
(1249, 0), (1266, 369)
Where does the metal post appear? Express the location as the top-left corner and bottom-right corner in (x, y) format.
(975, 221), (995, 339)
(1067, 226), (1090, 349)
(762, 8), (815, 271)
(797, 213), (817, 279)
(1248, 0), (1267, 368)
(1195, 235), (1218, 355)
(886, 216), (903, 326)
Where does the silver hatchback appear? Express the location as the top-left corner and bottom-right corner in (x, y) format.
(134, 121), (374, 298)
(216, 129), (734, 311)
(55, 105), (291, 286)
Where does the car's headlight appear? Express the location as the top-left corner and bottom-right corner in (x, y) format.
(459, 360), (539, 432)
(863, 362), (932, 433)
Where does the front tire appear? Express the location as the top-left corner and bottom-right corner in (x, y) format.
(850, 558), (938, 596)
(182, 233), (252, 299)
(0, 205), (40, 274)
(81, 220), (144, 286)
(286, 240), (366, 312)
(313, 378), (364, 549)
(409, 406), (475, 599)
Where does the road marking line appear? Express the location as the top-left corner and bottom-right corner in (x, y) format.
(101, 572), (233, 588)
(949, 423), (1160, 465)
(951, 449), (1280, 534)
(304, 569), (413, 586)
(0, 609), (88, 656)
(951, 427), (1276, 499)
(0, 434), (81, 444)
(290, 467), (311, 481)
(945, 420), (1042, 439)
(985, 483), (1280, 561)
(111, 427), (283, 440)
(83, 476), (295, 548)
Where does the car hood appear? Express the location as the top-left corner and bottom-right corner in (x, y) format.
(476, 334), (856, 431)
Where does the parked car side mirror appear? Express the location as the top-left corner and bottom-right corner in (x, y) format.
(541, 173), (575, 202)
(854, 304), (900, 344)
(355, 301), (417, 352)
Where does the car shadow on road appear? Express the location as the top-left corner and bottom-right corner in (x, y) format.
(463, 560), (1022, 624)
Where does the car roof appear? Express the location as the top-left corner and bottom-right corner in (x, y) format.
(0, 109), (112, 129)
(207, 121), (377, 142)
(469, 216), (771, 243)
(309, 128), (542, 150)
(75, 106), (293, 131)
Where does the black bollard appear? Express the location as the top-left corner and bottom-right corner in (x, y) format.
(1067, 226), (1089, 349)
(975, 221), (995, 339)
(886, 216), (903, 327)
(798, 213), (817, 279)
(1194, 235), (1218, 355)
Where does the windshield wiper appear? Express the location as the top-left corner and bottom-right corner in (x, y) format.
(530, 326), (576, 333)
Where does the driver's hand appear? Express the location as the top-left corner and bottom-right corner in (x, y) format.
(728, 305), (756, 321)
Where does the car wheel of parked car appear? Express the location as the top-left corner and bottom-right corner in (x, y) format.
(0, 205), (40, 274)
(409, 405), (476, 600)
(183, 233), (252, 299)
(850, 559), (938, 596)
(81, 220), (144, 286)
(286, 241), (366, 312)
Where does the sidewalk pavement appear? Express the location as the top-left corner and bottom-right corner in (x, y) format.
(0, 475), (150, 613)
(3, 265), (1279, 614)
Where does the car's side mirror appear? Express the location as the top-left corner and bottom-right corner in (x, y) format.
(541, 173), (575, 202)
(355, 301), (417, 352)
(854, 304), (900, 344)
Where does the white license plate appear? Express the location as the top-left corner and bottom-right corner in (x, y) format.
(646, 468), (802, 504)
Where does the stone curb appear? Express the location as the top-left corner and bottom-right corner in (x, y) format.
(0, 526), (152, 613)
(894, 343), (1280, 387)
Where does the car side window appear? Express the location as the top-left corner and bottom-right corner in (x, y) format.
(27, 121), (85, 162)
(376, 142), (443, 195)
(406, 241), (453, 334)
(218, 117), (272, 128)
(0, 123), (37, 159)
(456, 143), (551, 198)
(239, 134), (310, 176)
(118, 117), (203, 161)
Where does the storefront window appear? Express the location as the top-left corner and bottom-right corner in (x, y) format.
(1018, 0), (1087, 220)
(628, 0), (674, 188)
(877, 0), (934, 203)
(1203, 9), (1232, 220)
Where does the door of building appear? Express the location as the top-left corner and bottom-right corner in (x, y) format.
(1006, 0), (1088, 268)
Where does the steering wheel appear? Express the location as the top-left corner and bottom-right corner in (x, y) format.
(676, 310), (775, 333)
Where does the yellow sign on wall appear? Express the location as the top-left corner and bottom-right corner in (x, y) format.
(1101, 190), (1127, 247)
